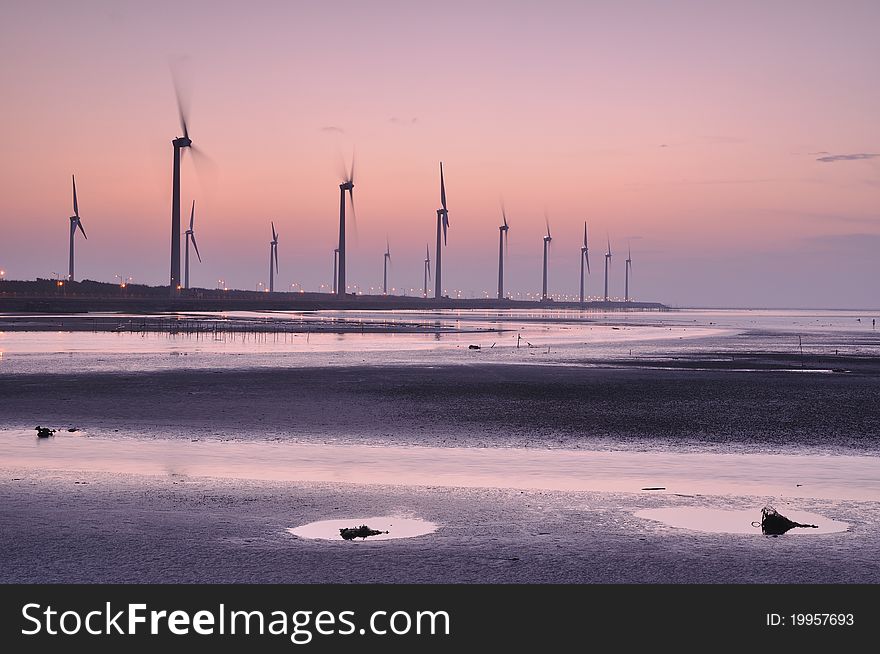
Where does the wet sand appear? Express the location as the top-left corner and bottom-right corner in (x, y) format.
(1, 470), (876, 583)
(2, 350), (879, 583)
(2, 362), (878, 452)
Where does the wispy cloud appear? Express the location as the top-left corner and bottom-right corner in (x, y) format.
(675, 178), (781, 185)
(704, 136), (746, 145)
(799, 233), (880, 255)
(816, 153), (879, 163)
(320, 126), (345, 134)
(390, 117), (418, 125)
(770, 208), (879, 226)
(658, 136), (745, 148)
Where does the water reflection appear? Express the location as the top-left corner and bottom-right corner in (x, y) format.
(635, 506), (847, 535)
(288, 516), (436, 541)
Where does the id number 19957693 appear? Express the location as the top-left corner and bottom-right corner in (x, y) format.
(766, 613), (854, 627)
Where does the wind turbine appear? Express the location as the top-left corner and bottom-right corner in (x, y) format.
(541, 217), (552, 301)
(184, 200), (201, 290)
(579, 221), (590, 304)
(269, 222), (279, 292)
(434, 161), (449, 299)
(497, 205), (509, 300)
(332, 248), (339, 294)
(169, 76), (209, 296)
(604, 237), (612, 302)
(67, 175), (87, 282)
(423, 244), (431, 299)
(337, 157), (355, 295)
(383, 238), (391, 294)
(625, 244), (632, 302)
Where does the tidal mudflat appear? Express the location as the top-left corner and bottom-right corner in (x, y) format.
(1, 309), (878, 582)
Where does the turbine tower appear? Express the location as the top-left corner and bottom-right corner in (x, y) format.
(604, 237), (612, 302)
(541, 218), (552, 301)
(423, 244), (431, 299)
(332, 248), (339, 294)
(184, 200), (202, 289)
(579, 221), (590, 304)
(269, 222), (279, 292)
(625, 244), (632, 302)
(383, 238), (391, 294)
(337, 158), (355, 295)
(497, 206), (509, 300)
(67, 175), (87, 282)
(434, 161), (449, 299)
(169, 84), (193, 296)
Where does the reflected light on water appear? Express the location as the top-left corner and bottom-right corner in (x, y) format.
(635, 506), (849, 535)
(288, 516), (437, 541)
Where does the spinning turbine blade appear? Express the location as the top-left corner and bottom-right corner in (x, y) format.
(274, 244), (279, 273)
(426, 244), (431, 280)
(191, 233), (202, 262)
(171, 67), (189, 140)
(72, 175), (79, 216)
(347, 187), (358, 238)
(76, 219), (87, 239)
(189, 201), (195, 231)
(584, 222), (590, 273)
(439, 161), (447, 210)
(271, 221), (277, 242)
(187, 145), (219, 189)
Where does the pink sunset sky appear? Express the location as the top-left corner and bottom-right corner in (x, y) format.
(0, 0), (878, 307)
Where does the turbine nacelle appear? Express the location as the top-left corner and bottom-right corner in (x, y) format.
(173, 136), (192, 148)
(438, 208), (449, 244)
(69, 216), (87, 238)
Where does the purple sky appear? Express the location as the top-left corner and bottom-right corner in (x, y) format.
(0, 0), (878, 307)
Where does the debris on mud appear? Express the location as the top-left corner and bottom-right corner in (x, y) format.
(339, 525), (389, 540)
(754, 505), (818, 535)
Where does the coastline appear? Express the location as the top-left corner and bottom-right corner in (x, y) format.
(2, 312), (878, 584)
